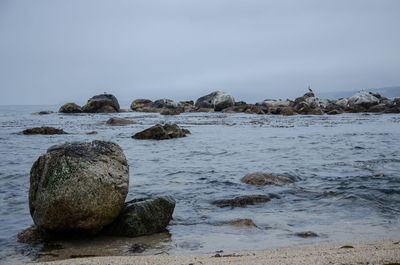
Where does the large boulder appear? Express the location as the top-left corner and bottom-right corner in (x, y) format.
(82, 94), (120, 113)
(23, 127), (67, 135)
(347, 91), (380, 108)
(195, 91), (235, 111)
(59, 102), (82, 113)
(132, 124), (190, 140)
(130, 99), (153, 111)
(105, 196), (175, 237)
(29, 141), (129, 231)
(241, 172), (293, 186)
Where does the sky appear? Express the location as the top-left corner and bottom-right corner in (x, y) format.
(0, 0), (399, 105)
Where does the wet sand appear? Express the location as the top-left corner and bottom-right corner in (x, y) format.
(28, 239), (399, 265)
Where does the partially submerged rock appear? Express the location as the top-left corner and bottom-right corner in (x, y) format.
(32, 110), (54, 115)
(132, 124), (190, 140)
(241, 172), (293, 186)
(23, 127), (67, 135)
(130, 99), (153, 110)
(212, 195), (270, 208)
(294, 231), (319, 238)
(224, 218), (257, 228)
(82, 94), (120, 113)
(29, 140), (129, 231)
(106, 117), (136, 126)
(59, 102), (82, 113)
(195, 91), (235, 111)
(17, 226), (53, 243)
(160, 108), (181, 115)
(105, 196), (175, 237)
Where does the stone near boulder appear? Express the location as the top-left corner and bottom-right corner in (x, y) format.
(29, 140), (129, 231)
(368, 104), (386, 113)
(280, 106), (295, 115)
(150, 99), (182, 110)
(224, 218), (257, 228)
(241, 172), (293, 186)
(195, 91), (235, 111)
(119, 108), (133, 113)
(105, 196), (175, 237)
(82, 94), (120, 113)
(160, 108), (181, 115)
(23, 127), (67, 135)
(212, 195), (270, 208)
(106, 117), (136, 126)
(17, 226), (53, 243)
(327, 109), (342, 115)
(59, 102), (83, 113)
(130, 99), (153, 111)
(132, 124), (190, 140)
(32, 110), (54, 115)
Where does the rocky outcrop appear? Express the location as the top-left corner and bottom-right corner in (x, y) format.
(82, 94), (120, 113)
(29, 141), (129, 231)
(212, 195), (270, 208)
(241, 173), (293, 186)
(105, 196), (175, 237)
(132, 124), (190, 140)
(59, 103), (82, 113)
(23, 127), (67, 135)
(130, 99), (153, 111)
(195, 91), (235, 111)
(347, 91), (379, 108)
(106, 117), (136, 126)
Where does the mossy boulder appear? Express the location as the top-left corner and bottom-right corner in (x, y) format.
(59, 102), (82, 113)
(132, 124), (190, 140)
(29, 141), (129, 231)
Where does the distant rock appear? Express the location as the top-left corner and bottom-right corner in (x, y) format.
(212, 195), (270, 208)
(23, 127), (67, 135)
(119, 108), (133, 113)
(347, 91), (379, 108)
(195, 91), (235, 111)
(105, 196), (175, 237)
(132, 124), (190, 140)
(280, 106), (295, 115)
(29, 140), (129, 231)
(241, 172), (293, 186)
(327, 109), (342, 115)
(82, 94), (120, 113)
(32, 110), (54, 115)
(59, 102), (82, 113)
(160, 108), (181, 115)
(86, 131), (98, 135)
(150, 99), (183, 111)
(180, 101), (196, 112)
(294, 231), (319, 238)
(224, 218), (257, 228)
(130, 99), (153, 111)
(106, 117), (136, 126)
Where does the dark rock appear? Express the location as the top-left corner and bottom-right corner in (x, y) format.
(195, 91), (235, 111)
(33, 110), (54, 115)
(82, 94), (120, 113)
(17, 226), (53, 243)
(241, 172), (293, 186)
(86, 131), (98, 135)
(130, 99), (153, 110)
(368, 104), (386, 113)
(212, 195), (270, 208)
(29, 141), (129, 231)
(105, 196), (175, 237)
(59, 102), (82, 113)
(118, 108), (132, 113)
(294, 92), (315, 104)
(150, 99), (183, 110)
(384, 106), (400, 113)
(160, 108), (181, 115)
(224, 218), (257, 227)
(235, 101), (247, 106)
(196, 108), (214, 112)
(310, 108), (324, 115)
(23, 127), (67, 135)
(280, 106), (295, 115)
(106, 117), (136, 126)
(294, 231), (319, 238)
(245, 105), (265, 114)
(327, 109), (342, 115)
(132, 124), (190, 140)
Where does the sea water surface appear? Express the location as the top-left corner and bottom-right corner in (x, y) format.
(0, 105), (400, 264)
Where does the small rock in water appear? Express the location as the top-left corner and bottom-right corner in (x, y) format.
(105, 196), (175, 237)
(212, 195), (270, 208)
(32, 110), (54, 115)
(130, 243), (146, 253)
(86, 131), (98, 135)
(132, 124), (190, 140)
(294, 231), (319, 238)
(224, 218), (258, 227)
(23, 127), (67, 135)
(59, 102), (82, 113)
(241, 172), (293, 186)
(373, 173), (382, 177)
(106, 117), (136, 126)
(160, 108), (181, 115)
(340, 245), (354, 249)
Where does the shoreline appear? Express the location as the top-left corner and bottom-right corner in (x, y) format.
(27, 239), (400, 265)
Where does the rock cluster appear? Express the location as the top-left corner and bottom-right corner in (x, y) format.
(59, 94), (121, 113)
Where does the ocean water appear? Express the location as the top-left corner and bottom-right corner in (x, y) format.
(0, 105), (399, 264)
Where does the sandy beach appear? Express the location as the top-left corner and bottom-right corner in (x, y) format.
(27, 239), (399, 265)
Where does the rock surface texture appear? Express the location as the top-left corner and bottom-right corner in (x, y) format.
(212, 195), (270, 208)
(241, 172), (293, 186)
(29, 140), (129, 231)
(59, 102), (83, 113)
(23, 127), (67, 135)
(195, 91), (235, 111)
(106, 196), (175, 237)
(132, 124), (190, 140)
(82, 94), (120, 113)
(106, 117), (136, 126)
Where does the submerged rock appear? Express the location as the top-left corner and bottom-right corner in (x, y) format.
(241, 172), (293, 186)
(160, 108), (181, 115)
(29, 140), (129, 231)
(294, 231), (319, 238)
(195, 91), (235, 111)
(32, 110), (54, 115)
(212, 195), (270, 208)
(106, 117), (136, 126)
(23, 127), (67, 135)
(224, 218), (257, 227)
(132, 124), (190, 140)
(82, 94), (120, 113)
(59, 102), (82, 113)
(105, 196), (175, 237)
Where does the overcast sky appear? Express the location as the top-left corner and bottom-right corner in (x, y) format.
(0, 0), (399, 105)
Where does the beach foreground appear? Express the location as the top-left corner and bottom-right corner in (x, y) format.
(28, 239), (399, 265)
